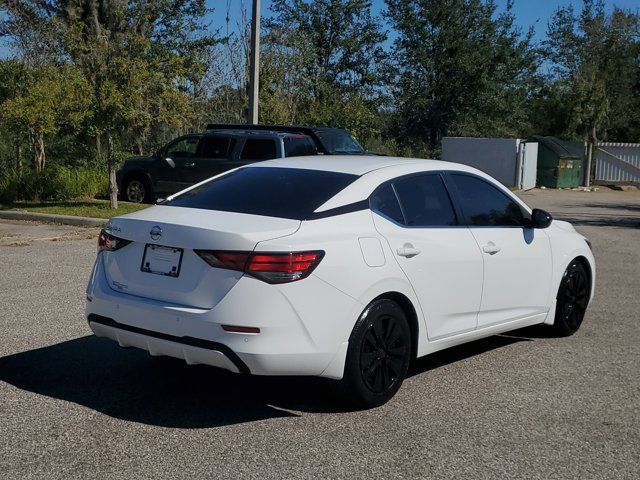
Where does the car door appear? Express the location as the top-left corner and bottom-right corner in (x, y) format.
(192, 135), (235, 182)
(371, 174), (484, 340)
(157, 135), (200, 193)
(446, 173), (553, 328)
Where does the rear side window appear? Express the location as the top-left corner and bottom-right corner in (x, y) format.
(370, 184), (404, 224)
(240, 139), (277, 160)
(393, 175), (457, 227)
(284, 136), (316, 157)
(164, 167), (358, 220)
(450, 174), (524, 227)
(198, 137), (232, 158)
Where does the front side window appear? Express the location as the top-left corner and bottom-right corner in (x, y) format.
(164, 167), (358, 220)
(240, 139), (278, 160)
(393, 175), (457, 227)
(166, 137), (199, 158)
(450, 174), (525, 227)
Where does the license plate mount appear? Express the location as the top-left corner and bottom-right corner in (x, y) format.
(141, 244), (184, 277)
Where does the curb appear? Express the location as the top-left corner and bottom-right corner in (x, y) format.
(0, 210), (106, 227)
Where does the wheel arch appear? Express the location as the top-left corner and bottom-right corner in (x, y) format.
(120, 168), (154, 199)
(370, 291), (420, 361)
(571, 255), (594, 300)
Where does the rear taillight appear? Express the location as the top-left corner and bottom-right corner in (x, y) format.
(195, 250), (324, 284)
(98, 229), (131, 253)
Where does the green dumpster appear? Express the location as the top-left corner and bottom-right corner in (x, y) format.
(527, 136), (585, 188)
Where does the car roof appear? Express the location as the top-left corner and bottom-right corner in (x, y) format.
(249, 155), (455, 175)
(203, 130), (309, 139)
(246, 155), (528, 214)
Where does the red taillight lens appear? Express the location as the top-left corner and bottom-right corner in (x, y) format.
(98, 229), (131, 253)
(195, 250), (324, 284)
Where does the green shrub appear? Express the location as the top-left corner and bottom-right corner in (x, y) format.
(0, 165), (109, 203)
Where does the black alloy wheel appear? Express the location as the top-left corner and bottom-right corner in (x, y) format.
(552, 260), (590, 336)
(341, 299), (411, 408)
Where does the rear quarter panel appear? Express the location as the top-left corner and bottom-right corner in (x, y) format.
(253, 209), (429, 355)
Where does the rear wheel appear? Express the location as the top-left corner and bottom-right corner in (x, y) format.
(341, 299), (412, 408)
(123, 176), (150, 203)
(551, 260), (590, 336)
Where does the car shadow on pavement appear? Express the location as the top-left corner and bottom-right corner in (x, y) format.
(408, 334), (531, 377)
(0, 333), (534, 427)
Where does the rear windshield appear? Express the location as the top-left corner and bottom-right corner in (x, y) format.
(164, 167), (358, 220)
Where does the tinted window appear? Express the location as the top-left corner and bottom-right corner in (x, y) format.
(370, 184), (404, 224)
(313, 129), (364, 154)
(240, 139), (277, 160)
(394, 175), (457, 227)
(164, 167), (358, 220)
(166, 137), (199, 157)
(450, 174), (525, 227)
(198, 137), (232, 158)
(284, 136), (316, 157)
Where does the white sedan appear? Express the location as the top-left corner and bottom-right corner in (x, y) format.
(86, 156), (595, 407)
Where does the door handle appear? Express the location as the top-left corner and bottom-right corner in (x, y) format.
(482, 242), (501, 255)
(397, 244), (421, 258)
(184, 162), (196, 168)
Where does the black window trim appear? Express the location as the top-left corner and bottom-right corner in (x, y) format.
(369, 170), (531, 229)
(442, 171), (532, 229)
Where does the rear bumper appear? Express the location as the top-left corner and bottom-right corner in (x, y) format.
(88, 314), (249, 373)
(85, 254), (359, 379)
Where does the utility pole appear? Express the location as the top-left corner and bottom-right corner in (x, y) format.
(247, 0), (261, 125)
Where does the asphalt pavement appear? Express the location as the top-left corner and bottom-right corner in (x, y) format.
(0, 188), (639, 479)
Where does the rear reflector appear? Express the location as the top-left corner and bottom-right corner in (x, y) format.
(195, 250), (324, 284)
(221, 325), (261, 334)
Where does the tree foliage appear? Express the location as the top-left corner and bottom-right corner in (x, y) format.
(386, 0), (539, 155)
(537, 0), (640, 143)
(0, 0), (639, 203)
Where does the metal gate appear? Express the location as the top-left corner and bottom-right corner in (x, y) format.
(595, 142), (640, 183)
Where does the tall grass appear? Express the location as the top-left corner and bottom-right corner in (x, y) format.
(0, 165), (109, 203)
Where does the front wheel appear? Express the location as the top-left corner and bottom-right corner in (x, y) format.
(551, 260), (590, 336)
(340, 299), (412, 408)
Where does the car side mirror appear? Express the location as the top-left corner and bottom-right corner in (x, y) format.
(164, 157), (176, 168)
(530, 208), (553, 229)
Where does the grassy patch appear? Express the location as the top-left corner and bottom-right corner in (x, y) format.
(1, 199), (148, 219)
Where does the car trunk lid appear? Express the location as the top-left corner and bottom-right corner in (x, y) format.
(101, 206), (300, 308)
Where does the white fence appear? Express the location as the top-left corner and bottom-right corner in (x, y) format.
(595, 142), (640, 183)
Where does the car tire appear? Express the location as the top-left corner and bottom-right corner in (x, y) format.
(123, 176), (151, 203)
(551, 260), (590, 337)
(340, 299), (412, 408)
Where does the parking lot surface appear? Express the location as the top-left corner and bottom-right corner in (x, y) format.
(1, 188), (639, 479)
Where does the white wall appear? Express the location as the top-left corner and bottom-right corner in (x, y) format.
(441, 137), (520, 188)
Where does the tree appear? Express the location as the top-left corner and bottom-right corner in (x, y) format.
(264, 0), (388, 140)
(386, 0), (539, 155)
(540, 0), (640, 144)
(1, 0), (216, 207)
(0, 64), (91, 171)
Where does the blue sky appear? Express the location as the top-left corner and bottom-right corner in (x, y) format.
(213, 0), (640, 43)
(2, 0), (639, 57)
